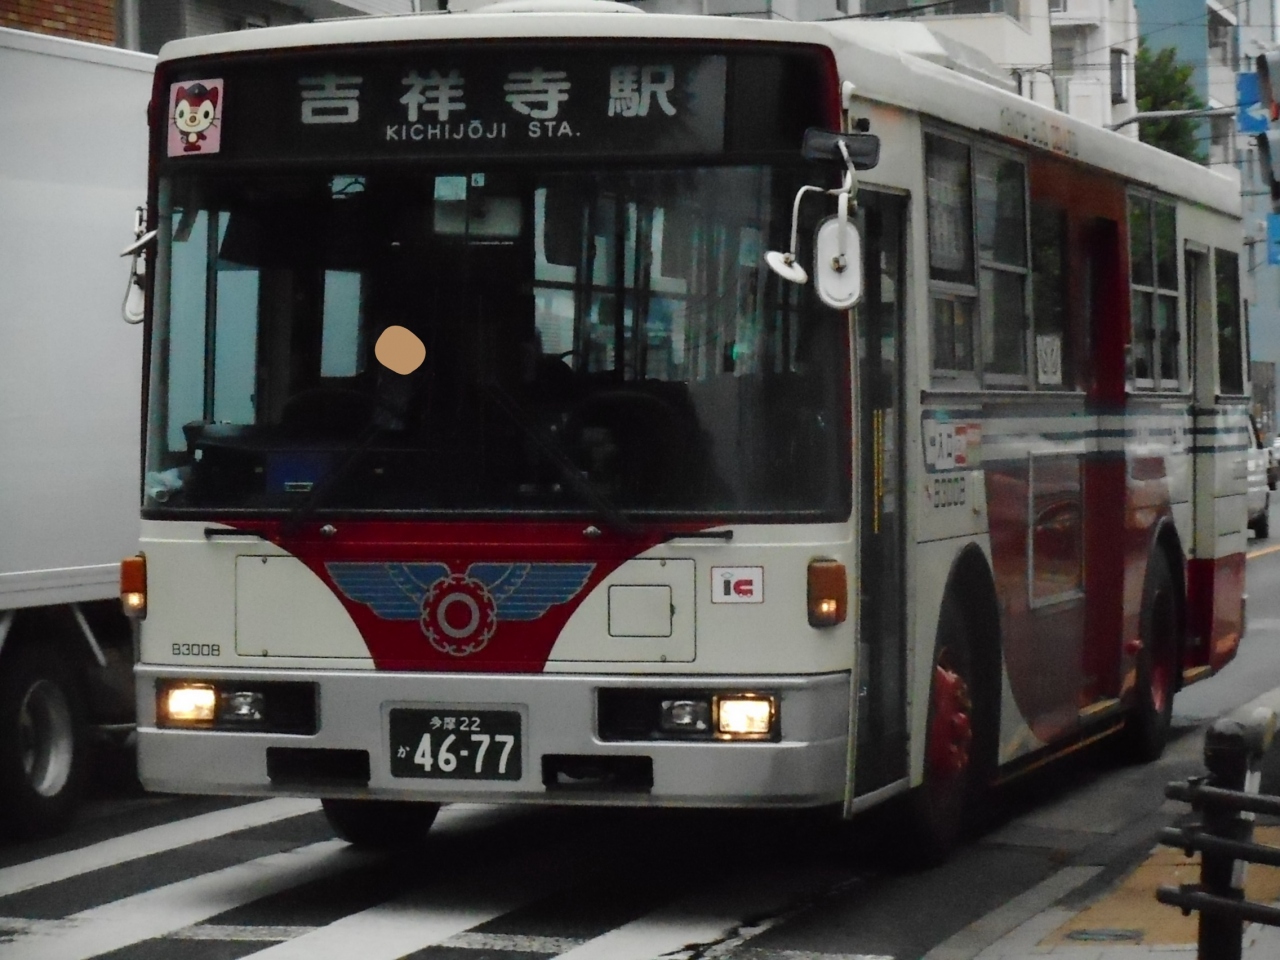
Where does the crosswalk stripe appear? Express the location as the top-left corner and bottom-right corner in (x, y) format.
(554, 866), (849, 960)
(0, 839), (362, 960)
(445, 932), (587, 953)
(169, 925), (315, 942)
(237, 836), (595, 960)
(0, 798), (321, 899)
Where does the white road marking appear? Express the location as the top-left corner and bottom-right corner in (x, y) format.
(0, 840), (363, 960)
(0, 798), (321, 898)
(236, 840), (591, 960)
(445, 932), (587, 953)
(554, 866), (849, 960)
(169, 925), (316, 942)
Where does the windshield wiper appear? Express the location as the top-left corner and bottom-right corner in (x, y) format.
(280, 418), (386, 537)
(482, 381), (641, 538)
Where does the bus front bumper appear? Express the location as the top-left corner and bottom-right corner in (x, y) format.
(135, 667), (852, 808)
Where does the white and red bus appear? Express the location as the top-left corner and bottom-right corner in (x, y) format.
(126, 1), (1248, 854)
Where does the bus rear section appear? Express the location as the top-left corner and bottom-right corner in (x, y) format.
(133, 30), (864, 816)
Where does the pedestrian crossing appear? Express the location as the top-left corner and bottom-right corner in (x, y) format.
(0, 800), (893, 960)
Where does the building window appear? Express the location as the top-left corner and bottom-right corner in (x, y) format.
(927, 132), (1031, 385)
(1207, 10), (1236, 67)
(1110, 49), (1128, 104)
(1210, 114), (1234, 166)
(1052, 43), (1075, 78)
(1128, 194), (1181, 390)
(864, 0), (1020, 17)
(1049, 0), (1067, 11)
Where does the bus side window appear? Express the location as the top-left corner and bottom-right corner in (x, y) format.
(1128, 195), (1180, 391)
(925, 134), (976, 377)
(1030, 203), (1069, 389)
(1215, 248), (1244, 395)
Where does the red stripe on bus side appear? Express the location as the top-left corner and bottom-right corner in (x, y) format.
(1187, 554), (1245, 672)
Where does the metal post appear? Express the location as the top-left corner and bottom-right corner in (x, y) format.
(1198, 719), (1254, 960)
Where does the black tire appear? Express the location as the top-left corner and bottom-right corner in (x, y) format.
(1117, 551), (1179, 764)
(1256, 500), (1271, 540)
(905, 594), (984, 865)
(0, 644), (87, 839)
(321, 798), (441, 849)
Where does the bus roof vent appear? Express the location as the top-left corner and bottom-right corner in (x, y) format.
(472, 1), (645, 13)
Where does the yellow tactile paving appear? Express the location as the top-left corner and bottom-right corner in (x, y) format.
(1040, 826), (1280, 947)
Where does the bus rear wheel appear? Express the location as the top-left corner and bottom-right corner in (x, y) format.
(906, 595), (980, 864)
(1118, 551), (1178, 763)
(321, 798), (441, 849)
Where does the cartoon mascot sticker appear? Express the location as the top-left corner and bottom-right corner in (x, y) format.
(167, 79), (224, 157)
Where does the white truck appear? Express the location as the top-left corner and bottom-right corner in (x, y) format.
(0, 27), (152, 837)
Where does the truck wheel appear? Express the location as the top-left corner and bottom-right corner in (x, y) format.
(1117, 551), (1178, 763)
(1257, 499), (1271, 540)
(321, 798), (440, 849)
(0, 645), (86, 838)
(906, 594), (980, 864)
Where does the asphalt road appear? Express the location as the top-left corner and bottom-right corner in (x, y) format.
(5, 524), (1280, 960)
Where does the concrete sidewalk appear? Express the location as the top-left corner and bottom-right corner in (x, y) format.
(923, 687), (1280, 960)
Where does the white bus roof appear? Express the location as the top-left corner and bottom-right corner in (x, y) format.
(156, 8), (1239, 218)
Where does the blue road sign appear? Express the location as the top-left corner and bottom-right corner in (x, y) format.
(1240, 72), (1269, 134)
(1268, 214), (1280, 265)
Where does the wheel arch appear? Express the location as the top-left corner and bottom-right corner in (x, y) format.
(938, 544), (1002, 781)
(1150, 518), (1189, 692)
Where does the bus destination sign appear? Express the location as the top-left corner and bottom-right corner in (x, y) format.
(163, 50), (730, 163)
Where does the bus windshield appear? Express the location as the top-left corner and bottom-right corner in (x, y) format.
(144, 163), (849, 521)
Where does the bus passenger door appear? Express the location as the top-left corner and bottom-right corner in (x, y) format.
(853, 191), (909, 796)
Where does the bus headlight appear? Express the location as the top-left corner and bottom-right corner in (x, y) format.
(163, 683), (217, 723)
(156, 680), (318, 733)
(714, 694), (775, 739)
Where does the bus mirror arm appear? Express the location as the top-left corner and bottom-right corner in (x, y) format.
(120, 205), (155, 325)
(764, 140), (864, 309)
(764, 184), (824, 285)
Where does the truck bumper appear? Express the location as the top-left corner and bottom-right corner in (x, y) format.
(135, 667), (851, 808)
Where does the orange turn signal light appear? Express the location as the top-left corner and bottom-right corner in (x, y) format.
(120, 554), (147, 619)
(807, 559), (847, 628)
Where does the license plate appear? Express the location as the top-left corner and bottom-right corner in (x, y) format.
(389, 708), (522, 781)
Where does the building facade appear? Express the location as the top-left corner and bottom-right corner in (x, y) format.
(1, 0), (418, 51)
(1234, 0), (1280, 381)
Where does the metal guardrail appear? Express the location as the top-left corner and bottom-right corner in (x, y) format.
(1157, 710), (1280, 960)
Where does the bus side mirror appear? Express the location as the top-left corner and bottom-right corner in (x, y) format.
(764, 130), (872, 308)
(813, 191), (862, 310)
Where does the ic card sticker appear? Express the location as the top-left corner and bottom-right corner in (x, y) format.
(711, 566), (763, 604)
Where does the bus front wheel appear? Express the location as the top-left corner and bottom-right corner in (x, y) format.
(321, 798), (441, 849)
(907, 594), (981, 864)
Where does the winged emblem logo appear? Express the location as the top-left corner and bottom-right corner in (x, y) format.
(325, 562), (596, 657)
